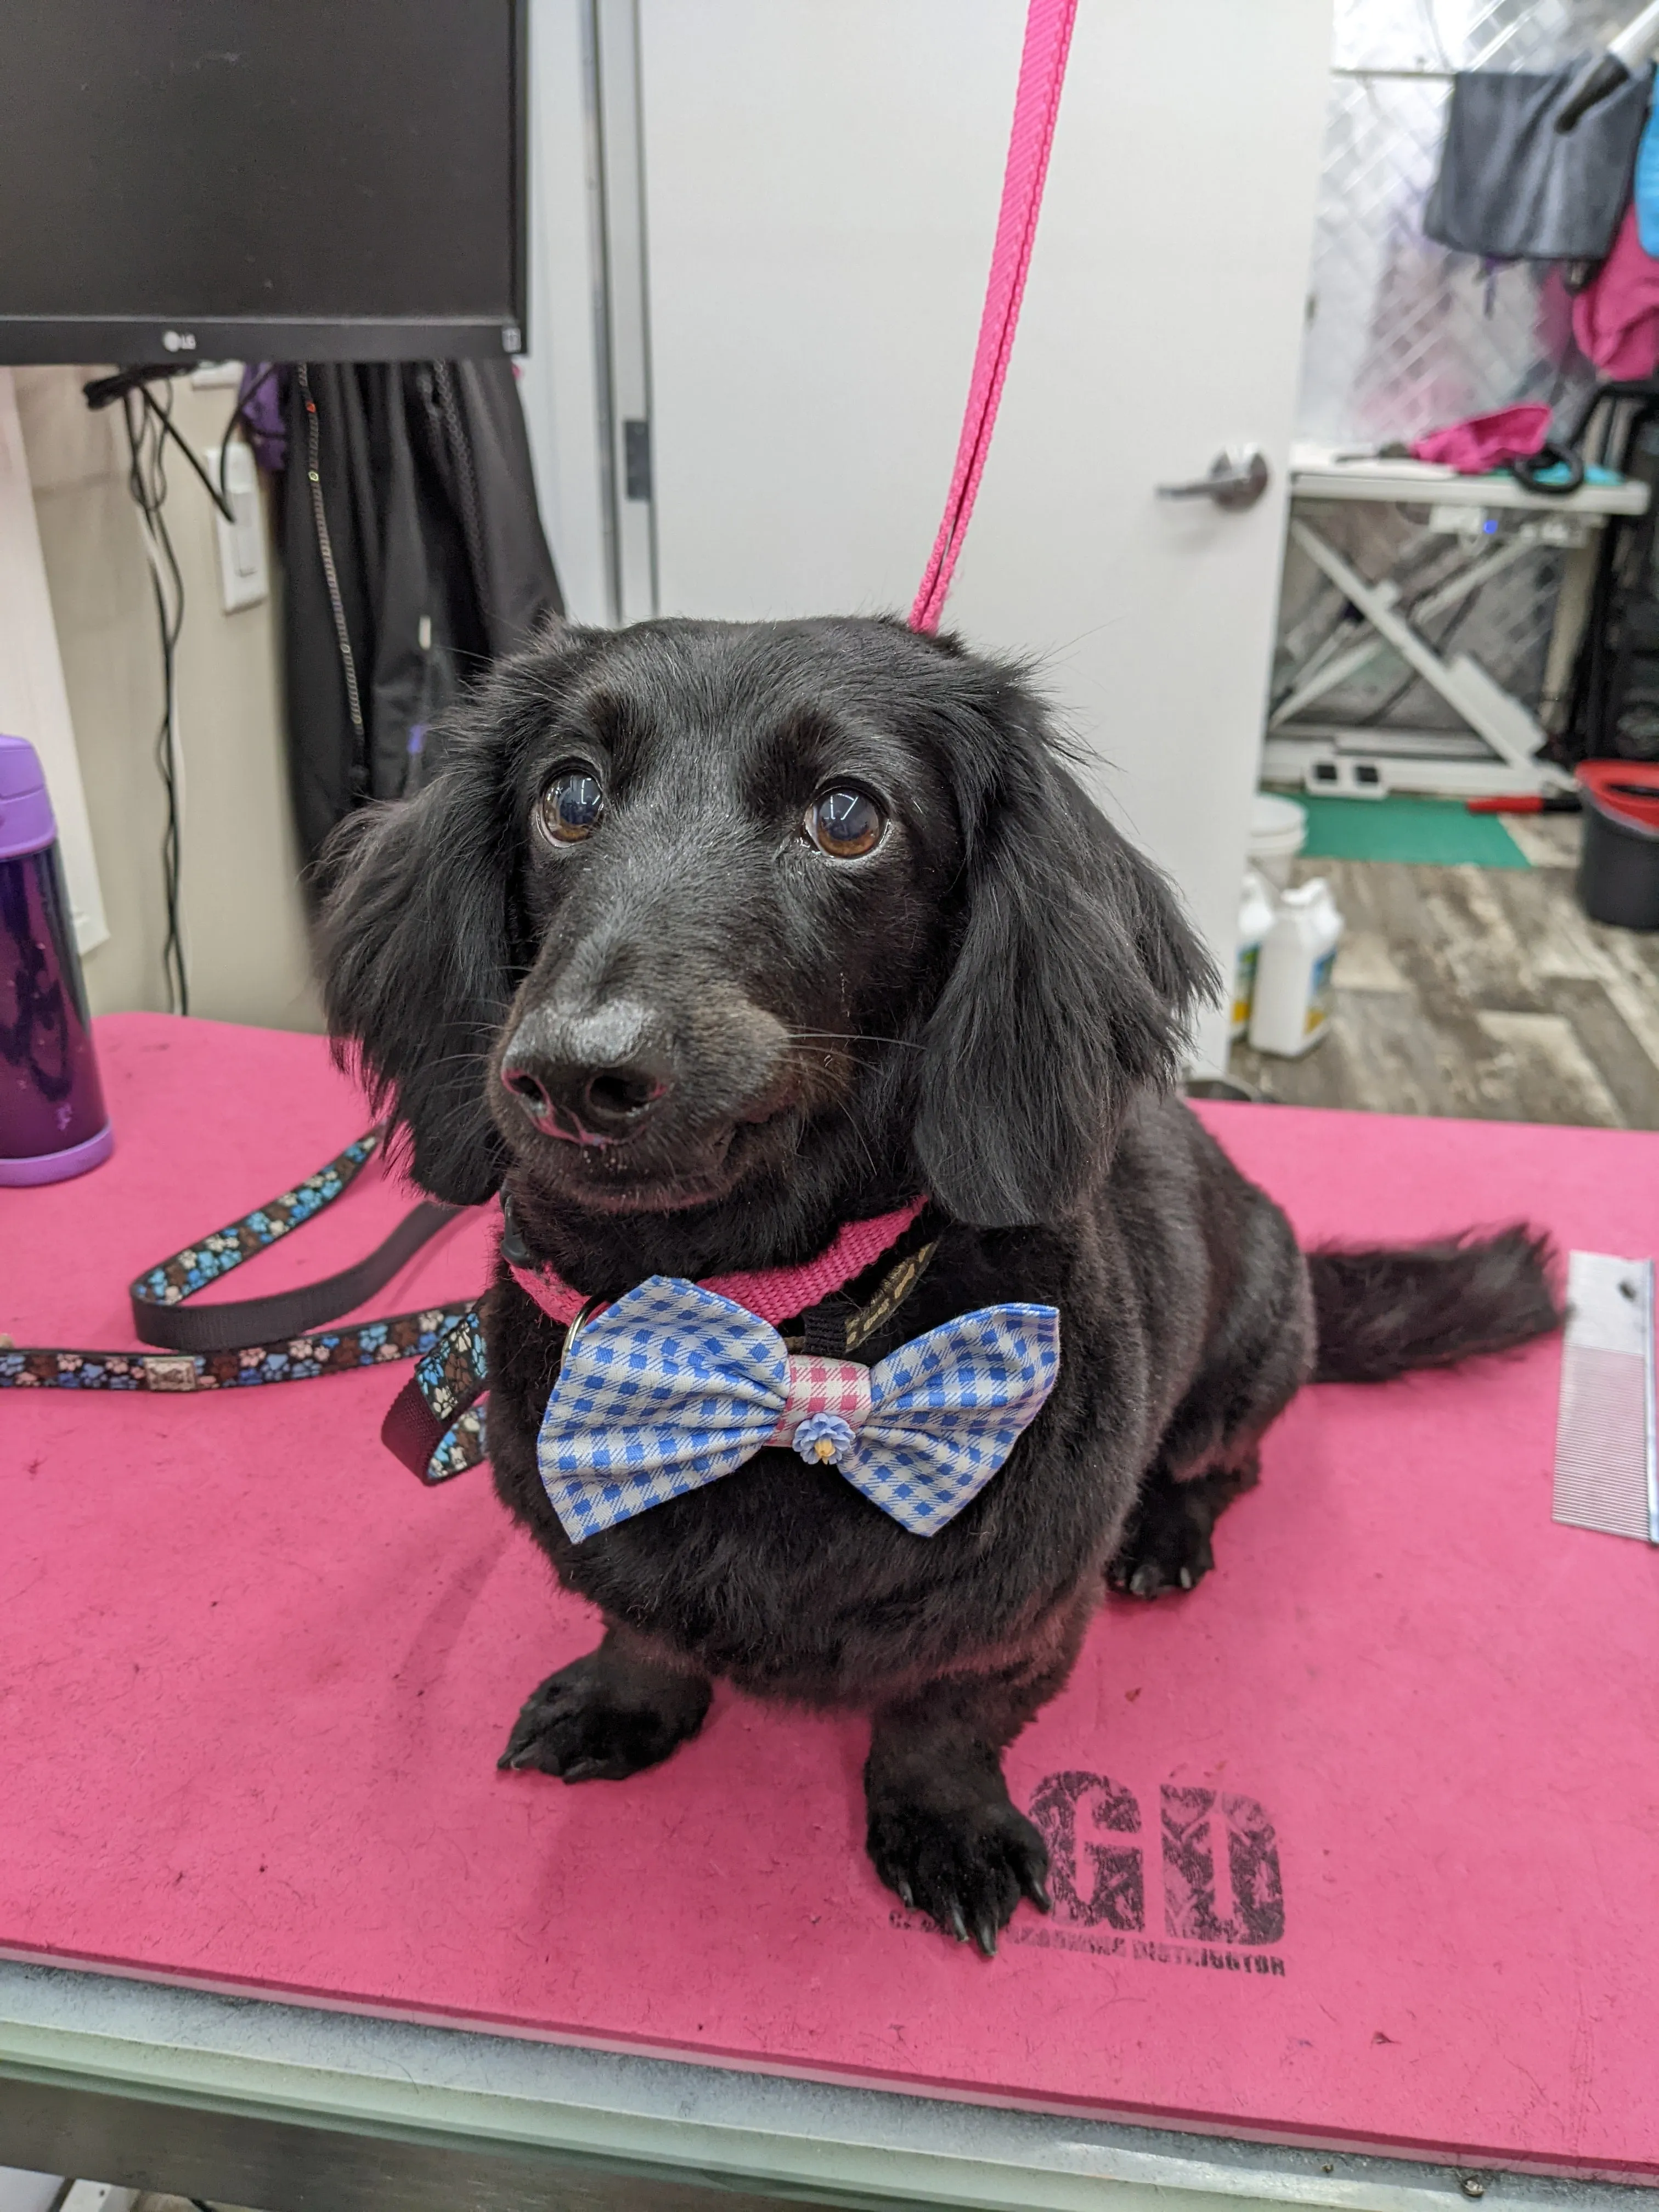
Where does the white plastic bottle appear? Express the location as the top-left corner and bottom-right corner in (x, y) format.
(1248, 878), (1344, 1058)
(1232, 868), (1277, 1041)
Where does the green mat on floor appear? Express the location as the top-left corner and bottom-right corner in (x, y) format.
(1281, 793), (1529, 869)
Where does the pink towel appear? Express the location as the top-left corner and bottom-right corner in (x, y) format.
(1409, 404), (1550, 473)
(1572, 201), (1659, 376)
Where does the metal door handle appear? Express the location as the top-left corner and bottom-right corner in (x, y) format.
(1156, 445), (1270, 511)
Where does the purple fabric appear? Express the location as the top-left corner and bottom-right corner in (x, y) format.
(238, 363), (287, 473)
(0, 735), (56, 860)
(1409, 404), (1551, 474)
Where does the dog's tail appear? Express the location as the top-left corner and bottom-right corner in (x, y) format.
(1307, 1226), (1561, 1385)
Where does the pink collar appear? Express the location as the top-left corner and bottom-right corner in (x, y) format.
(505, 1198), (928, 1329)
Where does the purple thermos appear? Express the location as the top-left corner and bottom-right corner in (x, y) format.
(0, 734), (112, 1184)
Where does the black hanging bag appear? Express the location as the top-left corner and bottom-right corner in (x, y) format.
(1560, 381), (1659, 764)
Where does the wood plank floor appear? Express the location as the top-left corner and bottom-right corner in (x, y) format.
(1227, 817), (1659, 1128)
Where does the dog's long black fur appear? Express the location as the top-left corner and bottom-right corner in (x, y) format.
(320, 615), (1560, 1955)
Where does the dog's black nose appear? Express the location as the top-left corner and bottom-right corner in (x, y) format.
(500, 1001), (673, 1144)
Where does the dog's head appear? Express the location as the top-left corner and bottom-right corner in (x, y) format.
(319, 617), (1214, 1232)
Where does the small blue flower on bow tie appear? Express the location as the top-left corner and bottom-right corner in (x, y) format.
(792, 1410), (855, 1464)
(537, 1276), (1060, 1543)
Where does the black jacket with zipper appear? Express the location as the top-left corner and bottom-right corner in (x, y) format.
(275, 359), (563, 881)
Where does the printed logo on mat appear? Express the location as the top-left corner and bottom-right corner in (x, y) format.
(892, 1771), (1288, 1976)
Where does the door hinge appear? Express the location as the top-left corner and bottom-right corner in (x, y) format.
(623, 418), (653, 502)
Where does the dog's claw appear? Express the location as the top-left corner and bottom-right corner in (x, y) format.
(868, 1779), (1048, 1962)
(1178, 1565), (1194, 1590)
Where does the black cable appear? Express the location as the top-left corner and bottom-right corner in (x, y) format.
(121, 383), (190, 1016)
(127, 379), (234, 522)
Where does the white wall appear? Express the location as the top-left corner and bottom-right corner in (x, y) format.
(15, 366), (320, 1029)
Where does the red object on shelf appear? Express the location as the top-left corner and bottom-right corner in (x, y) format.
(3, 1017), (1658, 2180)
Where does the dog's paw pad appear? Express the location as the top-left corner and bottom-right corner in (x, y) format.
(869, 1790), (1050, 1957)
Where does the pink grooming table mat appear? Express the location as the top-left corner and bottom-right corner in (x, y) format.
(3, 1014), (1657, 2181)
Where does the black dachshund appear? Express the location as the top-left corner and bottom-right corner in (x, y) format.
(321, 616), (1556, 1955)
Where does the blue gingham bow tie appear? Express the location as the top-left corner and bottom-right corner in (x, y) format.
(538, 1277), (1061, 1543)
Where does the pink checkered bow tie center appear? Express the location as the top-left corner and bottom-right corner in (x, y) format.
(537, 1277), (1060, 1543)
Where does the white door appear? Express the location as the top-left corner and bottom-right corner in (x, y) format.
(625, 0), (1331, 1069)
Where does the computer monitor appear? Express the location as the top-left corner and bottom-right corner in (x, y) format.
(0, 0), (527, 363)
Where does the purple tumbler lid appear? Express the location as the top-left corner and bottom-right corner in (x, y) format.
(0, 735), (57, 859)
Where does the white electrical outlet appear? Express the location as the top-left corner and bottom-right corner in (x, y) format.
(57, 2187), (139, 2212)
(0, 2169), (65, 2212)
(1302, 754), (1389, 800)
(205, 443), (269, 612)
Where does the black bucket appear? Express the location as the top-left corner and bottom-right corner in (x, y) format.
(1576, 761), (1659, 931)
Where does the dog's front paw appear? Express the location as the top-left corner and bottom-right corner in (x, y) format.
(867, 1778), (1051, 1957)
(1106, 1517), (1212, 1599)
(1107, 1486), (1217, 1599)
(1109, 1458), (1259, 1600)
(499, 1647), (710, 1782)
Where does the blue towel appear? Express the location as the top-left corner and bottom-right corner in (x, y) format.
(1636, 80), (1659, 256)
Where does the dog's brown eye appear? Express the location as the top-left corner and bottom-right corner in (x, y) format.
(806, 788), (883, 859)
(540, 770), (605, 843)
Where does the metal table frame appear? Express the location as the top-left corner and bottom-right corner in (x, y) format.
(1263, 458), (1651, 799)
(0, 1962), (1646, 2212)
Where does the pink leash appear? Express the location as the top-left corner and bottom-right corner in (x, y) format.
(909, 0), (1078, 635)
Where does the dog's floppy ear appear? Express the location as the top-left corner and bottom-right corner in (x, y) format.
(912, 685), (1217, 1229)
(318, 738), (517, 1206)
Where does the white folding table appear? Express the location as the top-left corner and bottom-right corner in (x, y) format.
(1262, 449), (1650, 797)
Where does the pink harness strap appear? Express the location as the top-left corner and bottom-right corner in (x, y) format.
(909, 0), (1077, 634)
(508, 1197), (928, 1330)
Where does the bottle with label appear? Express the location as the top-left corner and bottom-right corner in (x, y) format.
(1232, 868), (1277, 1041)
(1247, 877), (1343, 1058)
